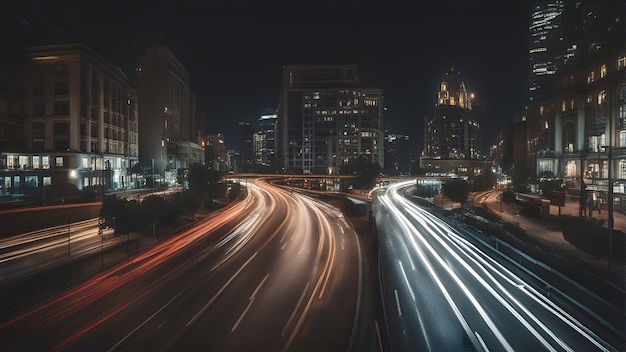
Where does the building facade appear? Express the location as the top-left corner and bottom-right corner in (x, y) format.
(204, 133), (228, 172)
(421, 69), (485, 176)
(0, 43), (139, 202)
(137, 45), (202, 185)
(277, 64), (384, 174)
(527, 45), (626, 210)
(529, 0), (624, 101)
(384, 133), (412, 175)
(254, 113), (277, 171)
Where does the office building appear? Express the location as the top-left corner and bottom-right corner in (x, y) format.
(528, 1), (624, 101)
(254, 113), (277, 171)
(137, 45), (202, 185)
(420, 69), (488, 176)
(277, 64), (384, 174)
(204, 133), (228, 172)
(0, 43), (139, 201)
(384, 134), (412, 175)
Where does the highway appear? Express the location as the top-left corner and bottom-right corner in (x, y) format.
(0, 217), (121, 285)
(374, 180), (619, 351)
(0, 179), (363, 351)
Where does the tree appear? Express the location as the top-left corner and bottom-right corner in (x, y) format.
(100, 195), (143, 236)
(471, 168), (496, 192)
(539, 178), (565, 196)
(341, 157), (381, 190)
(141, 194), (168, 227)
(187, 162), (211, 194)
(443, 179), (470, 205)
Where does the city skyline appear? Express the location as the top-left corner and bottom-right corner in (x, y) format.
(3, 0), (532, 151)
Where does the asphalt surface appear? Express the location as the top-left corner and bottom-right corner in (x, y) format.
(0, 181), (369, 351)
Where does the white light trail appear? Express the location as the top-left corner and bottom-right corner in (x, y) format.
(377, 180), (616, 352)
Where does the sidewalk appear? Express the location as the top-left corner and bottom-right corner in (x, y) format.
(478, 190), (624, 281)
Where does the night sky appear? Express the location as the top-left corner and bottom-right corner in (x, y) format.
(4, 0), (532, 153)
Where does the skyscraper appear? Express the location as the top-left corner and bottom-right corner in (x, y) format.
(277, 64), (384, 174)
(254, 113), (277, 171)
(529, 0), (567, 101)
(528, 0), (624, 101)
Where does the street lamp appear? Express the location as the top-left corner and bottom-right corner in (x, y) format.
(151, 158), (155, 189)
(67, 169), (77, 255)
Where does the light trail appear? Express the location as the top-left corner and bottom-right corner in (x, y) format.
(376, 180), (618, 352)
(1, 177), (362, 352)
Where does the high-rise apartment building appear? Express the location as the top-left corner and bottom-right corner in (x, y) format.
(277, 64), (384, 174)
(137, 45), (202, 184)
(0, 43), (139, 202)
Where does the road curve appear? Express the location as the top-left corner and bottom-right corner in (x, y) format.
(374, 180), (619, 352)
(0, 179), (363, 352)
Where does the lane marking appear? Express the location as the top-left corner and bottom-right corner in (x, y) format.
(251, 274), (270, 300)
(394, 289), (402, 316)
(107, 290), (184, 352)
(231, 297), (255, 332)
(281, 281), (310, 337)
(186, 253), (257, 327)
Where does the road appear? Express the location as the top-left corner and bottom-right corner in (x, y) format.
(0, 217), (123, 285)
(0, 179), (364, 351)
(374, 180), (619, 351)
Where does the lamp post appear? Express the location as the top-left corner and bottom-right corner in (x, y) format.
(151, 158), (155, 189)
(98, 216), (104, 268)
(67, 169), (76, 255)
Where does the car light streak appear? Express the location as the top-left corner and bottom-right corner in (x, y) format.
(377, 180), (617, 352)
(1, 177), (361, 351)
(393, 185), (611, 351)
(0, 188), (255, 333)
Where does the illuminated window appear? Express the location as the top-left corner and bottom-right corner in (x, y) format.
(598, 90), (606, 105)
(600, 64), (607, 78)
(55, 156), (64, 167)
(561, 100), (566, 112)
(618, 56), (626, 70)
(620, 160), (626, 179)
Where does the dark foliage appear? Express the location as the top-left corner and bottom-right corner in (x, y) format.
(555, 215), (625, 259)
(443, 179), (470, 204)
(100, 194), (184, 236)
